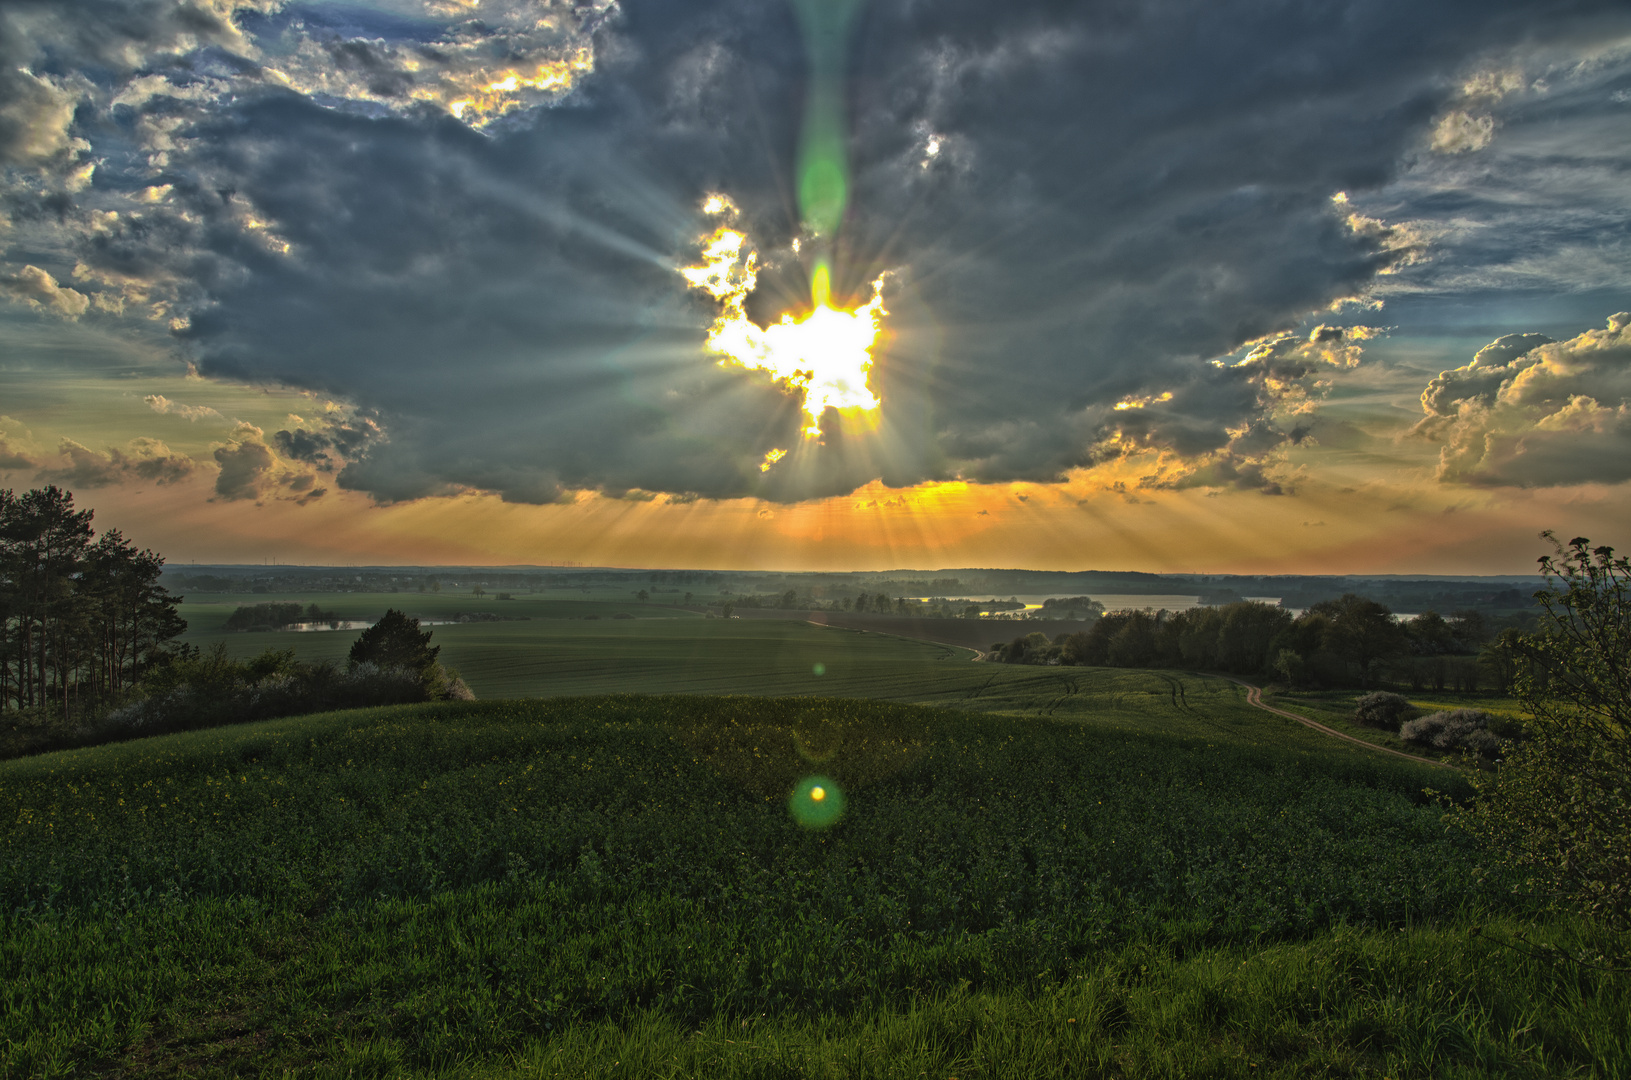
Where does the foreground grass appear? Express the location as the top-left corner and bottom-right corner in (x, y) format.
(3, 692), (1624, 1077)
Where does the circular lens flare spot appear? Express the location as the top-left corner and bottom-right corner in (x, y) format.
(789, 775), (845, 829)
(812, 663), (826, 675)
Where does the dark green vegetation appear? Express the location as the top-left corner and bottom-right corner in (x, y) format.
(101, 639), (465, 743)
(107, 609), (470, 743)
(1, 486), (186, 750)
(1000, 597), (1525, 699)
(221, 602), (338, 632)
(1450, 535), (1631, 933)
(4, 682), (1627, 1078)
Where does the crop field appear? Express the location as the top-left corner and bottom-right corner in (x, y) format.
(180, 595), (1452, 754)
(176, 594), (1512, 758)
(3, 686), (1626, 1079)
(179, 593), (1109, 712)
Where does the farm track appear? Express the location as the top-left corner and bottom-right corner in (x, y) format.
(1208, 674), (1453, 769)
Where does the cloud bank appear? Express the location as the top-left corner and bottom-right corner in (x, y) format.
(2, 0), (1628, 505)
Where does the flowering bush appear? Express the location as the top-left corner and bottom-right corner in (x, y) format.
(1401, 708), (1501, 757)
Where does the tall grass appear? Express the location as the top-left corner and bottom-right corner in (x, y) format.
(2, 693), (1624, 1077)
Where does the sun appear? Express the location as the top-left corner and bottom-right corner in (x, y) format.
(709, 294), (885, 436)
(681, 197), (886, 437)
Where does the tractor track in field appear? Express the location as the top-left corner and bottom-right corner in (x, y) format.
(1206, 674), (1453, 769)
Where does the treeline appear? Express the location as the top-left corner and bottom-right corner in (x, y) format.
(1039, 597), (1108, 618)
(1, 488), (474, 759)
(997, 595), (1525, 691)
(108, 611), (472, 741)
(1, 486), (185, 720)
(722, 591), (1070, 620)
(222, 602), (339, 631)
(166, 568), (732, 594)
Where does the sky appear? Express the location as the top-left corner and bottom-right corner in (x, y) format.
(1, 0), (1629, 573)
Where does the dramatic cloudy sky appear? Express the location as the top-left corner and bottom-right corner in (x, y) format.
(2, 0), (1629, 571)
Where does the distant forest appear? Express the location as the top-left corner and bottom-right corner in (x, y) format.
(993, 597), (1532, 694)
(165, 564), (1539, 617)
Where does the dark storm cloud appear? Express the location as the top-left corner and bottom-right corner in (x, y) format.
(8, 0), (1631, 503)
(273, 415), (381, 470)
(1090, 325), (1373, 493)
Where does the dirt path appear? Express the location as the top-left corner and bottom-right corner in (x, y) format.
(1206, 674), (1453, 769)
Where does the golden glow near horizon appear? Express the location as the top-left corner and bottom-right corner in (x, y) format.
(39, 458), (1625, 578)
(681, 197), (887, 436)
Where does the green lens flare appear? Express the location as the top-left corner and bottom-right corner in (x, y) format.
(812, 662), (826, 675)
(791, 0), (863, 304)
(798, 137), (847, 239)
(789, 774), (845, 829)
(810, 259), (833, 307)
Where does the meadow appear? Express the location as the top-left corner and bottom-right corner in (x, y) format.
(3, 679), (1627, 1078)
(177, 592), (1100, 711)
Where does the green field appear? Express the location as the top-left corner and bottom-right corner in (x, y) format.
(4, 679), (1627, 1078)
(180, 592), (1145, 718)
(176, 594), (1499, 756)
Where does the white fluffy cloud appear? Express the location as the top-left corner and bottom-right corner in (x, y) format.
(144, 393), (224, 422)
(1, 265), (88, 318)
(1418, 312), (1631, 486)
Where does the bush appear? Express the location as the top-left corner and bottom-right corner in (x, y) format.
(1401, 709), (1501, 758)
(1353, 691), (1417, 731)
(91, 621), (474, 744)
(107, 655), (444, 736)
(1000, 632), (1055, 664)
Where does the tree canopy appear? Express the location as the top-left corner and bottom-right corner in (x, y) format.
(347, 609), (440, 673)
(1451, 534), (1631, 930)
(1, 486), (185, 719)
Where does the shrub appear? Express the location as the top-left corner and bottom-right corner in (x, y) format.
(1401, 708), (1501, 757)
(1000, 632), (1055, 664)
(1354, 691), (1417, 731)
(107, 657), (441, 736)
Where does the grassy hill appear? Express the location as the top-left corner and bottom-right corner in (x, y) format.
(4, 685), (1626, 1078)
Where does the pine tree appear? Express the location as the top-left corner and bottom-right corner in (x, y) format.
(347, 609), (440, 673)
